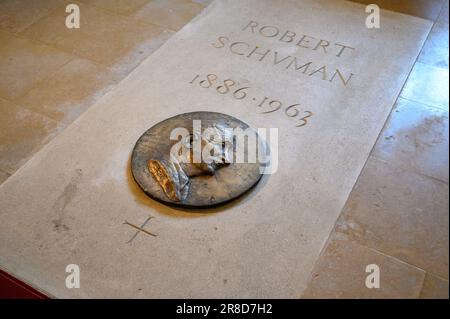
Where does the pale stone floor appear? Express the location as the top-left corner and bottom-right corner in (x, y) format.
(0, 0), (448, 298)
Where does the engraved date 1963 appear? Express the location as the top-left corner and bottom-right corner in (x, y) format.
(189, 73), (313, 127)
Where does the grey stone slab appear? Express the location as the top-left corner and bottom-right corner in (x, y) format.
(0, 0), (431, 298)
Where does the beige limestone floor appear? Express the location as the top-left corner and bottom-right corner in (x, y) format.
(303, 0), (449, 299)
(0, 0), (448, 298)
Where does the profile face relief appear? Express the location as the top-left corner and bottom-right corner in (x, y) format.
(147, 124), (235, 202)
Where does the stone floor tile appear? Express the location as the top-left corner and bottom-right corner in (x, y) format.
(21, 2), (169, 66)
(77, 0), (151, 15)
(0, 30), (73, 101)
(0, 170), (10, 185)
(0, 0), (64, 33)
(401, 62), (449, 111)
(418, 18), (449, 68)
(373, 98), (449, 182)
(109, 28), (174, 78)
(349, 0), (445, 21)
(335, 157), (449, 279)
(301, 236), (426, 298)
(17, 58), (120, 125)
(419, 273), (449, 298)
(192, 0), (214, 6)
(437, 0), (449, 24)
(0, 98), (65, 174)
(133, 0), (204, 31)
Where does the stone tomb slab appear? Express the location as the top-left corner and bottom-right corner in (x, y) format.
(0, 0), (431, 298)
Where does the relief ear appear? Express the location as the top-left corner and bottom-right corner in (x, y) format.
(147, 160), (180, 202)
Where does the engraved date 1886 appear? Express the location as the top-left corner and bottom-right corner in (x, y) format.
(189, 73), (313, 127)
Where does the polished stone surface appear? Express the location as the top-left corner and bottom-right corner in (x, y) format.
(301, 236), (426, 298)
(0, 98), (65, 175)
(0, 0), (430, 297)
(0, 171), (10, 185)
(335, 157), (449, 279)
(192, 0), (214, 6)
(418, 15), (449, 68)
(0, 0), (174, 179)
(0, 30), (73, 101)
(0, 0), (64, 33)
(22, 2), (170, 67)
(349, 0), (445, 21)
(419, 273), (449, 298)
(373, 98), (449, 182)
(305, 1), (450, 292)
(134, 0), (204, 31)
(78, 0), (151, 15)
(17, 59), (120, 125)
(440, 0), (449, 24)
(401, 62), (449, 111)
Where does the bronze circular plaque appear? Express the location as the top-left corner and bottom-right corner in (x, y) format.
(131, 111), (265, 208)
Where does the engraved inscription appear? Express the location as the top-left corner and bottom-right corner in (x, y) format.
(210, 20), (356, 87)
(189, 73), (313, 128)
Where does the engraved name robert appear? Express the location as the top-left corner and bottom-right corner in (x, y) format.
(211, 20), (356, 87)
